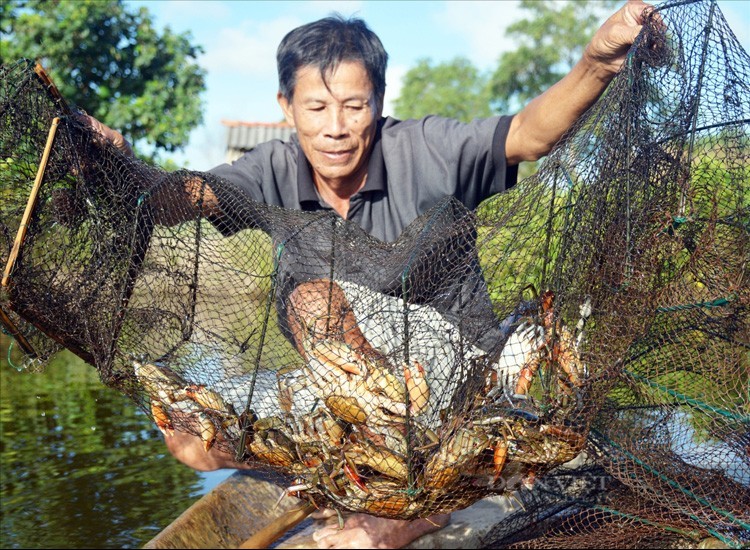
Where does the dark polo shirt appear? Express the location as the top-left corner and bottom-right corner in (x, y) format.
(207, 115), (519, 351)
(208, 115), (517, 243)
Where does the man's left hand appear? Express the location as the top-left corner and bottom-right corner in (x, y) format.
(584, 0), (656, 78)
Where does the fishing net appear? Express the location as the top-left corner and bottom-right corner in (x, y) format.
(1, 0), (748, 547)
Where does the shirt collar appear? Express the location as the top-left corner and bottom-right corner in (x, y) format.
(297, 119), (386, 205)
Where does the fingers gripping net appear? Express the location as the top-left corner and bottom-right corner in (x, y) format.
(1, 0), (748, 545)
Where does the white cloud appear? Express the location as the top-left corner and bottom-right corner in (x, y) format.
(717, 1), (750, 52)
(432, 1), (624, 70)
(433, 1), (525, 69)
(302, 0), (364, 17)
(193, 1), (369, 79)
(199, 15), (303, 76)
(151, 0), (232, 25)
(177, 121), (227, 169)
(383, 63), (407, 117)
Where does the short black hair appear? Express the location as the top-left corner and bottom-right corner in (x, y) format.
(277, 14), (388, 107)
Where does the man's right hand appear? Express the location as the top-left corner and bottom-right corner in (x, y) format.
(78, 114), (134, 158)
(74, 114), (225, 226)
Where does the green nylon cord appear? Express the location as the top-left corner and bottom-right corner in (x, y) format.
(591, 503), (741, 548)
(534, 481), (705, 542)
(616, 461), (744, 549)
(593, 429), (750, 536)
(590, 504), (702, 541)
(624, 369), (749, 422)
(6, 339), (22, 369)
(655, 294), (735, 313)
(536, 482), (721, 545)
(235, 242), (284, 462)
(1, 325), (22, 369)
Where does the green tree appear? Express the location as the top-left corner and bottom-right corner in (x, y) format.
(489, 0), (616, 114)
(392, 57), (492, 122)
(0, 0), (206, 160)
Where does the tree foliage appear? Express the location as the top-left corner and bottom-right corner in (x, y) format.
(489, 0), (617, 113)
(392, 57), (492, 122)
(393, 1), (617, 122)
(0, 0), (206, 158)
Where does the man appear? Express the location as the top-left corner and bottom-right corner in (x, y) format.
(90, 1), (653, 546)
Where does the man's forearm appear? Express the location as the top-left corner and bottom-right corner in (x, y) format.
(81, 114), (222, 225)
(147, 176), (222, 226)
(505, 56), (614, 164)
(504, 0), (650, 165)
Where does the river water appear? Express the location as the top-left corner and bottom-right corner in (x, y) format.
(0, 334), (233, 549)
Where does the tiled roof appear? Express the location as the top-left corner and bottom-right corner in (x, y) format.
(221, 119), (295, 162)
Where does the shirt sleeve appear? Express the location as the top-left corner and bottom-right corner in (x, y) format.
(200, 150), (263, 236)
(383, 115), (518, 212)
(208, 148), (267, 203)
(205, 141), (298, 236)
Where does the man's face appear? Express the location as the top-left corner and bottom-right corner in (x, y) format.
(278, 60), (381, 192)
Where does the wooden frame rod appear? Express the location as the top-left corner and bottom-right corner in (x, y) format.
(2, 116), (61, 288)
(34, 62), (72, 114)
(0, 304), (37, 358)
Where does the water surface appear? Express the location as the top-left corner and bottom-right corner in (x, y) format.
(0, 334), (233, 549)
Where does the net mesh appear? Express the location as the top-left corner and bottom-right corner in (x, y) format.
(1, 0), (748, 546)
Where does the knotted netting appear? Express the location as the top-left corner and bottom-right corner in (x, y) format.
(1, 0), (748, 547)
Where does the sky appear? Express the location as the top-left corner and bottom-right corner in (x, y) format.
(125, 0), (750, 169)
